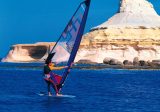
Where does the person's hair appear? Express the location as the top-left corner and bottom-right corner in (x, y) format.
(45, 60), (51, 65)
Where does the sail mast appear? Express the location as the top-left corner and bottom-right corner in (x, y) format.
(45, 0), (91, 93)
(60, 0), (91, 87)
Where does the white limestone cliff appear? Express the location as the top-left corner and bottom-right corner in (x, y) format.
(76, 0), (160, 63)
(93, 0), (160, 29)
(2, 43), (51, 62)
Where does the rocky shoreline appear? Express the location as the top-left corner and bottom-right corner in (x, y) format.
(74, 64), (160, 70)
(76, 58), (160, 70)
(0, 62), (160, 70)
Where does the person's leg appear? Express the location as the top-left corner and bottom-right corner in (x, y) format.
(49, 80), (63, 96)
(45, 80), (52, 96)
(56, 84), (62, 92)
(49, 73), (63, 96)
(49, 79), (58, 94)
(48, 82), (52, 96)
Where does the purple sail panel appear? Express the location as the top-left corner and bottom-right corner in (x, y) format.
(51, 3), (86, 64)
(46, 0), (91, 92)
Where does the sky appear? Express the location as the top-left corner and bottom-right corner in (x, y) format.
(0, 0), (160, 58)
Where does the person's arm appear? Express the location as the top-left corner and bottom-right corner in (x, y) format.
(50, 66), (68, 70)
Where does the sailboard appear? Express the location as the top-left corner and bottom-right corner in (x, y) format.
(37, 92), (76, 98)
(45, 0), (91, 93)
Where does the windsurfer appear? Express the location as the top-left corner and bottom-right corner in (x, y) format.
(43, 61), (68, 96)
(43, 0), (90, 96)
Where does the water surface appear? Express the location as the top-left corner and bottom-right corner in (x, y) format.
(0, 63), (160, 112)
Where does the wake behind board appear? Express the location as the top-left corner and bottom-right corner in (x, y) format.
(36, 92), (76, 98)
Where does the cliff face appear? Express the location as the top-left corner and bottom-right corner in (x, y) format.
(93, 0), (160, 29)
(2, 43), (54, 62)
(2, 0), (160, 63)
(75, 0), (160, 63)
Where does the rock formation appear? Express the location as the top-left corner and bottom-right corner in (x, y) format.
(2, 42), (54, 62)
(75, 0), (160, 63)
(2, 0), (160, 64)
(94, 0), (160, 29)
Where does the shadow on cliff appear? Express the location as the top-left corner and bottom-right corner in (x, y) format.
(23, 46), (48, 60)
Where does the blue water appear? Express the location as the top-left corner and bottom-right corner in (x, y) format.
(0, 63), (160, 112)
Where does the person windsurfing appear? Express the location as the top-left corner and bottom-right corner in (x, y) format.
(43, 0), (91, 96)
(43, 61), (68, 96)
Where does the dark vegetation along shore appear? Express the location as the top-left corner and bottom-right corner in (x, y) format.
(0, 59), (160, 70)
(76, 57), (160, 70)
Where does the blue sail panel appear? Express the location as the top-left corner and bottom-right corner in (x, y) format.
(46, 0), (91, 92)
(50, 2), (88, 63)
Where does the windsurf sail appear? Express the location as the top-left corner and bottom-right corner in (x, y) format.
(45, 0), (91, 93)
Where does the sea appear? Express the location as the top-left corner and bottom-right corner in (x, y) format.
(0, 63), (160, 112)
